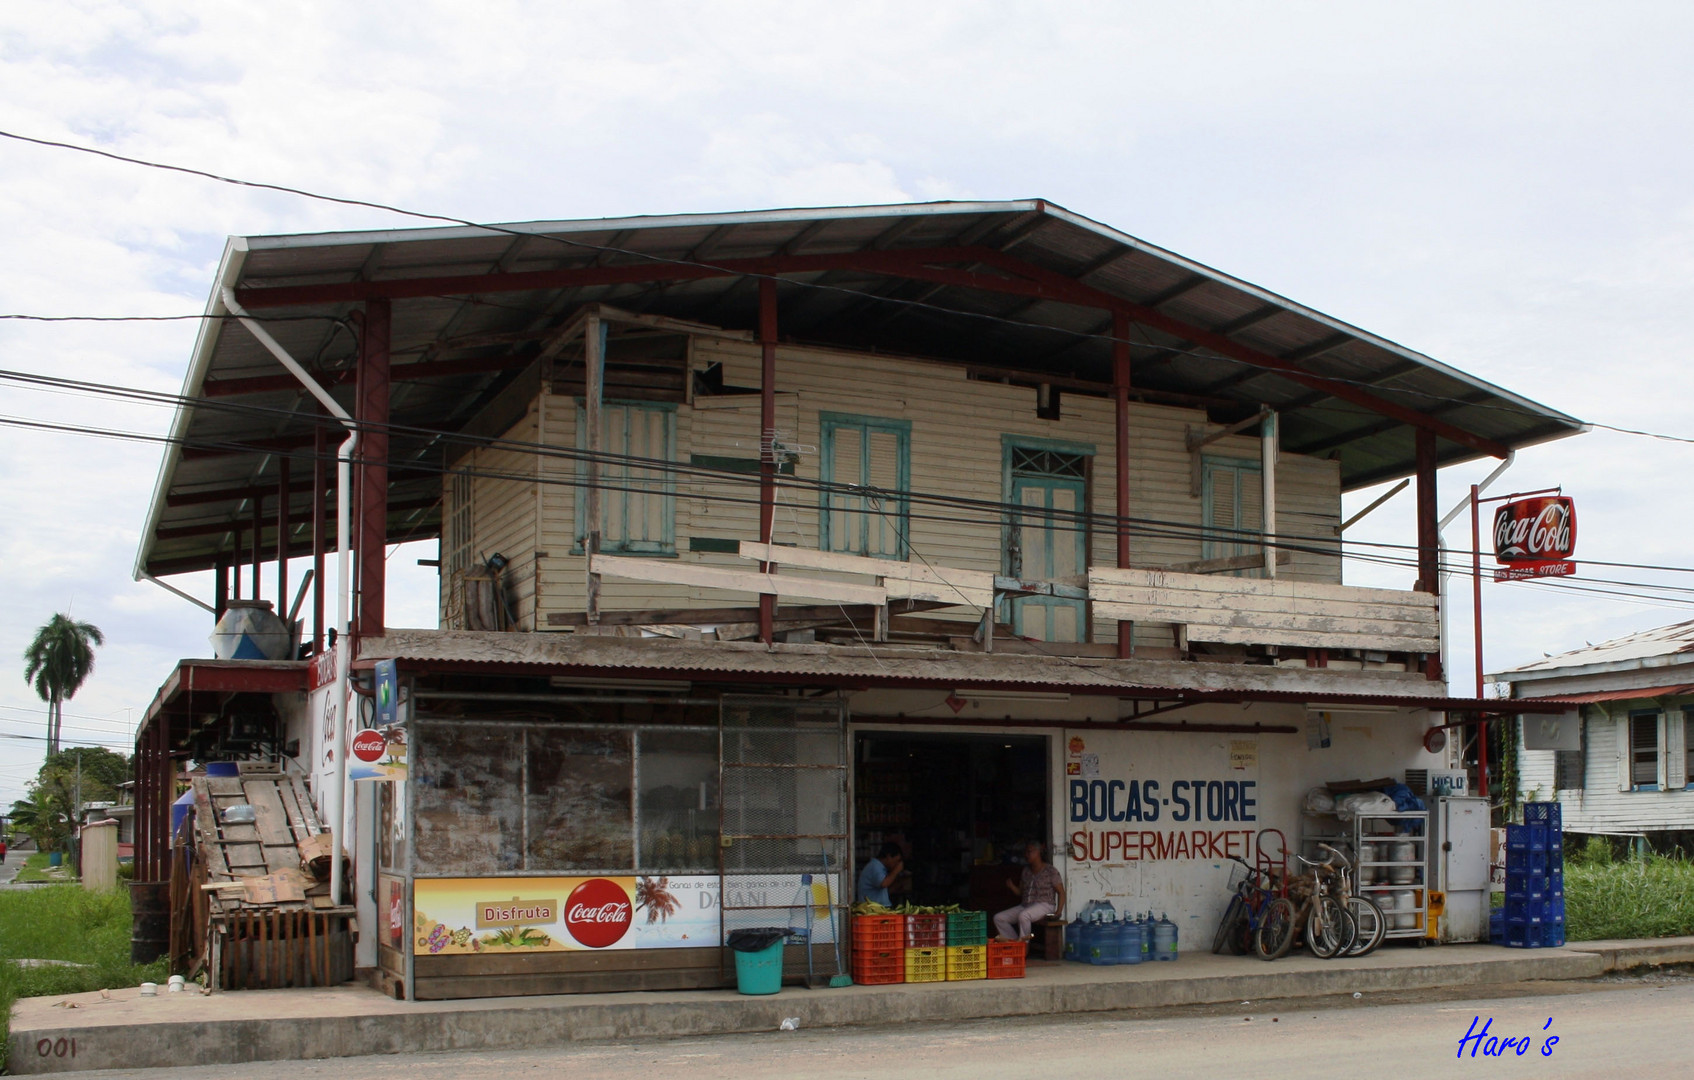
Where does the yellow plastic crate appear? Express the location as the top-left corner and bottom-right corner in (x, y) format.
(945, 944), (987, 981)
(905, 946), (946, 983)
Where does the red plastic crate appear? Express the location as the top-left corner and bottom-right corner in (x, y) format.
(986, 939), (1026, 979)
(852, 914), (905, 951)
(905, 913), (946, 948)
(851, 946), (906, 985)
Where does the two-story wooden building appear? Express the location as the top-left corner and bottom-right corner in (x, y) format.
(129, 201), (1582, 999)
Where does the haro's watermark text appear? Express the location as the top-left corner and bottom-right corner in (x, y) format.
(1457, 1017), (1558, 1059)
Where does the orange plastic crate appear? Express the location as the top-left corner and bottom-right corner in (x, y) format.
(851, 946), (906, 985)
(905, 913), (946, 948)
(852, 914), (905, 951)
(986, 939), (1026, 979)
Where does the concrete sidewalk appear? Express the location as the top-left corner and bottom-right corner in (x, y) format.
(9, 938), (1691, 1075)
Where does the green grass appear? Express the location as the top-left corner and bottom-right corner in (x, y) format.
(0, 886), (166, 1053)
(10, 853), (67, 885)
(1565, 856), (1694, 941)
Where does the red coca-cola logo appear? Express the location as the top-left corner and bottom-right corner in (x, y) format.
(1493, 496), (1576, 563)
(351, 729), (387, 763)
(564, 879), (631, 948)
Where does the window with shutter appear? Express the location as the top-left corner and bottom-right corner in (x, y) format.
(444, 469), (474, 579)
(1630, 710), (1661, 791)
(1202, 457), (1265, 576)
(820, 413), (910, 559)
(575, 402), (677, 554)
(1554, 712), (1585, 792)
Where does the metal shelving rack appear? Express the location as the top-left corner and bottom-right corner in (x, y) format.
(1354, 810), (1428, 941)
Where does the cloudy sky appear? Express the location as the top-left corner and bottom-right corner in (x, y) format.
(3, 2), (1694, 808)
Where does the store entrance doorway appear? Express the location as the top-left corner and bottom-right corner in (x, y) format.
(852, 731), (1049, 913)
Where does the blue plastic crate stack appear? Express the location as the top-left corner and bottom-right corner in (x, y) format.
(1497, 802), (1565, 948)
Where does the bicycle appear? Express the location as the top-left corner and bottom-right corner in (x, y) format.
(1254, 849), (1354, 960)
(1214, 830), (1290, 959)
(1319, 842), (1386, 958)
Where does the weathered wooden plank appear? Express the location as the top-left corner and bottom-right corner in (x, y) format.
(1088, 585), (1439, 626)
(1091, 601), (1437, 652)
(738, 542), (995, 607)
(590, 553), (886, 606)
(1089, 566), (1433, 609)
(1089, 597), (1437, 641)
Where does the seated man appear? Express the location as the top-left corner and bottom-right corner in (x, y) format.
(993, 841), (1064, 942)
(857, 841), (905, 906)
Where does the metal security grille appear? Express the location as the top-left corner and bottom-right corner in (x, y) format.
(718, 695), (848, 984)
(1010, 446), (1086, 479)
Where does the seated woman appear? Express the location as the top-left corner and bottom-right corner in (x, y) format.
(993, 841), (1064, 943)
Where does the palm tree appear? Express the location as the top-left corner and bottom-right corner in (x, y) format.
(22, 614), (104, 756)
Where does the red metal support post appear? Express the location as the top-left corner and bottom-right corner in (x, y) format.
(214, 555), (229, 619)
(250, 497), (263, 601)
(134, 724), (150, 881)
(311, 422), (327, 653)
(355, 299), (392, 638)
(1414, 428), (1443, 682)
(1112, 310), (1133, 659)
(276, 456), (290, 619)
(758, 277), (778, 646)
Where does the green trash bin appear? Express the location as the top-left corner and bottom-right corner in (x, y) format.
(728, 928), (786, 995)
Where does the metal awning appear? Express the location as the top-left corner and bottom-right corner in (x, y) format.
(135, 199), (1585, 579)
(1527, 684), (1694, 705)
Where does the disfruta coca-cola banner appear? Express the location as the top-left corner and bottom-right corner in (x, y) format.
(1492, 496), (1576, 581)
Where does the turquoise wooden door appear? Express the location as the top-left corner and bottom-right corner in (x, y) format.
(1008, 469), (1088, 642)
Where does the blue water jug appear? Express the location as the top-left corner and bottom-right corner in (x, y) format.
(1116, 914), (1144, 964)
(1153, 912), (1179, 960)
(1064, 911), (1086, 961)
(1091, 910), (1121, 965)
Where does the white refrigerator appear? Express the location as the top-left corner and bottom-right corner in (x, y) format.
(1430, 796), (1491, 943)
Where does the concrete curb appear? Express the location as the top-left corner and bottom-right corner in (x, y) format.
(9, 942), (1683, 1075)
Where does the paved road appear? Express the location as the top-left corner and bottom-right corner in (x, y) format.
(70, 975), (1694, 1080)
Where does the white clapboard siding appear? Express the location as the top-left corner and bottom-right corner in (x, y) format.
(1088, 566), (1438, 653)
(1515, 701), (1694, 833)
(464, 336), (1346, 631)
(442, 404), (541, 627)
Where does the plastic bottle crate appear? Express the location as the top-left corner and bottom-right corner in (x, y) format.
(986, 939), (1026, 979)
(905, 946), (946, 983)
(1504, 848), (1549, 875)
(1505, 922), (1546, 948)
(1505, 823), (1528, 852)
(852, 914), (905, 951)
(946, 944), (988, 980)
(1524, 802), (1562, 828)
(1504, 870), (1548, 901)
(1546, 923), (1566, 947)
(905, 914), (947, 948)
(946, 911), (988, 946)
(852, 946), (906, 985)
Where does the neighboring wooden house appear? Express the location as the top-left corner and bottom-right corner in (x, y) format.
(127, 201), (1584, 998)
(1492, 621), (1694, 844)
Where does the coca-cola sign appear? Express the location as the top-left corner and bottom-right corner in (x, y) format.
(1493, 496), (1576, 564)
(350, 729), (387, 763)
(563, 879), (632, 948)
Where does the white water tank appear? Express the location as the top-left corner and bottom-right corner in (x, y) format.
(209, 600), (293, 661)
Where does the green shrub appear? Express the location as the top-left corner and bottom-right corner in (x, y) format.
(1566, 854), (1694, 940)
(1569, 835), (1614, 866)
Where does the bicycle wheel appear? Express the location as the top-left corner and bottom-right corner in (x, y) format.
(1253, 897), (1297, 960)
(1345, 896), (1387, 957)
(1307, 895), (1354, 959)
(1213, 893), (1247, 955)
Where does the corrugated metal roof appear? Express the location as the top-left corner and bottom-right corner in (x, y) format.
(1492, 619), (1694, 679)
(352, 628), (1570, 714)
(135, 199), (1586, 578)
(1532, 684), (1694, 704)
